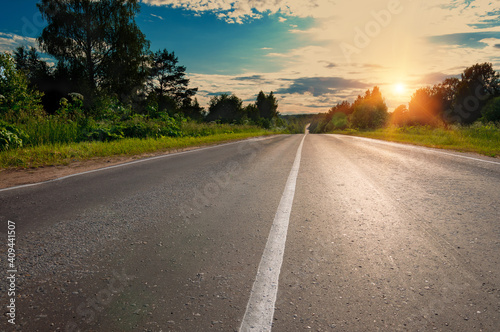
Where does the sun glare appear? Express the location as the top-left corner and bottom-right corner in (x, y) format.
(394, 83), (406, 95)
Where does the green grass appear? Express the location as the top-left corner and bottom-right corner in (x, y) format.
(0, 130), (275, 169)
(20, 117), (81, 146)
(332, 124), (500, 157)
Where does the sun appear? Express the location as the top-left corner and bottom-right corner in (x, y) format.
(394, 83), (406, 95)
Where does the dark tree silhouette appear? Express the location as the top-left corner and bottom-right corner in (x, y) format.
(206, 94), (243, 123)
(256, 91), (278, 120)
(37, 0), (149, 107)
(148, 49), (198, 112)
(448, 63), (500, 124)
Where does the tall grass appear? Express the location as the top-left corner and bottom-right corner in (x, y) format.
(0, 127), (275, 169)
(20, 117), (80, 146)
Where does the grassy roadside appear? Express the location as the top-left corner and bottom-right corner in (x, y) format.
(0, 130), (276, 169)
(331, 124), (500, 157)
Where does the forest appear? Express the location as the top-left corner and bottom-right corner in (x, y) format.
(0, 0), (286, 154)
(309, 62), (500, 134)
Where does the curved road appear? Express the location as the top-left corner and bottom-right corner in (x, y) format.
(1, 133), (499, 331)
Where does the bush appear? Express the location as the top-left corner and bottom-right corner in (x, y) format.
(0, 52), (45, 122)
(0, 121), (28, 151)
(481, 97), (500, 123)
(56, 93), (85, 121)
(328, 113), (348, 131)
(351, 103), (388, 129)
(81, 123), (124, 142)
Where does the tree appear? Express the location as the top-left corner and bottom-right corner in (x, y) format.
(37, 0), (150, 107)
(181, 98), (205, 121)
(390, 104), (409, 126)
(408, 87), (443, 126)
(448, 63), (500, 124)
(0, 53), (44, 122)
(350, 86), (388, 129)
(256, 91), (278, 120)
(13, 46), (51, 86)
(244, 103), (260, 122)
(481, 96), (500, 123)
(13, 46), (65, 113)
(206, 94), (244, 123)
(148, 49), (198, 112)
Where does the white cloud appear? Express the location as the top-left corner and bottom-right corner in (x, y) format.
(141, 0), (338, 23)
(0, 32), (38, 54)
(150, 13), (164, 20)
(143, 0), (500, 113)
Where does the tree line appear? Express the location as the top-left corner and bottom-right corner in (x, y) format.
(0, 0), (283, 150)
(310, 63), (500, 133)
(1, 0), (282, 124)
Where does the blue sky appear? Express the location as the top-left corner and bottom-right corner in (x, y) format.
(1, 0), (500, 114)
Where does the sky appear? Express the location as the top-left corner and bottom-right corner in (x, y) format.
(1, 0), (500, 114)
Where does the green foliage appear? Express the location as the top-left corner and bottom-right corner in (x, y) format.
(0, 53), (45, 122)
(0, 129), (23, 151)
(480, 96), (500, 123)
(408, 63), (500, 125)
(13, 46), (52, 87)
(37, 0), (149, 105)
(329, 113), (348, 130)
(0, 129), (274, 169)
(450, 63), (500, 124)
(206, 94), (244, 123)
(0, 121), (28, 151)
(389, 104), (410, 127)
(351, 123), (500, 157)
(56, 93), (85, 120)
(20, 117), (80, 146)
(350, 87), (388, 129)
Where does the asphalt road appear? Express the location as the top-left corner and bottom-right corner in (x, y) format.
(1, 133), (499, 331)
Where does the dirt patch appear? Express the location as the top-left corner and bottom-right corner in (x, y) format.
(0, 146), (202, 189)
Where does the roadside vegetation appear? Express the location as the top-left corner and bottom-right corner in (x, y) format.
(0, 1), (300, 169)
(309, 63), (500, 157)
(336, 124), (500, 157)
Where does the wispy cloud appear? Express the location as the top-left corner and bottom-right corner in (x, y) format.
(150, 13), (164, 20)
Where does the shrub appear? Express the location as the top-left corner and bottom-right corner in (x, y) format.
(481, 97), (500, 123)
(0, 52), (45, 122)
(56, 93), (85, 121)
(0, 121), (28, 151)
(351, 103), (388, 129)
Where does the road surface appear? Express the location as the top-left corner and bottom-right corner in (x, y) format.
(1, 133), (499, 331)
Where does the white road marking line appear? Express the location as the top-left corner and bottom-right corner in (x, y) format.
(240, 134), (306, 332)
(0, 136), (276, 193)
(328, 134), (500, 166)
